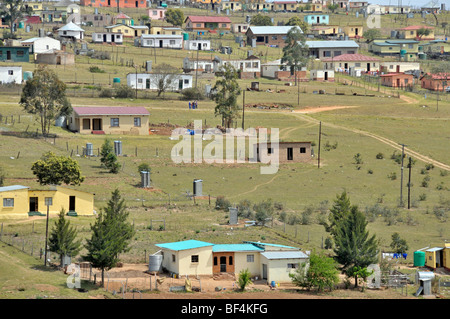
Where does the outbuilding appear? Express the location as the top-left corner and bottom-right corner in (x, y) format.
(0, 66), (22, 84)
(21, 36), (61, 54)
(57, 22), (85, 41)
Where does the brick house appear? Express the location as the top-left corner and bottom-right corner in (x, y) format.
(420, 73), (450, 91)
(184, 16), (231, 32)
(246, 26), (302, 48)
(380, 73), (414, 88)
(256, 142), (312, 163)
(321, 53), (380, 73)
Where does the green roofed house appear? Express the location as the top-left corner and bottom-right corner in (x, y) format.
(0, 46), (30, 62)
(369, 40), (420, 61)
(154, 239), (309, 284)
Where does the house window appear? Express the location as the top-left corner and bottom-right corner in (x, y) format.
(247, 254), (254, 262)
(271, 36), (277, 40)
(172, 254), (176, 262)
(134, 117), (141, 127)
(8, 70), (13, 75)
(229, 256), (233, 265)
(214, 256), (218, 265)
(196, 24), (201, 28)
(110, 118), (119, 127)
(98, 34), (102, 39)
(222, 24), (227, 28)
(348, 50), (355, 54)
(169, 40), (175, 45)
(268, 147), (273, 154)
(300, 147), (306, 153)
(45, 197), (53, 206)
(16, 50), (24, 57)
(3, 198), (14, 207)
(323, 51), (331, 57)
(184, 79), (189, 84)
(191, 255), (199, 263)
(355, 63), (361, 67)
(287, 263), (298, 269)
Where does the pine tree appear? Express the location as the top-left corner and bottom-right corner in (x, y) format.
(100, 139), (121, 174)
(333, 206), (378, 288)
(83, 189), (134, 287)
(48, 208), (82, 266)
(324, 191), (352, 236)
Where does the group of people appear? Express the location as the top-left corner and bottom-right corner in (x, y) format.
(189, 101), (198, 109)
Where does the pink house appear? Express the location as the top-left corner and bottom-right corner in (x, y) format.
(148, 7), (166, 21)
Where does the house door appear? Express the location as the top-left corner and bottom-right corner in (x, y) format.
(103, 34), (107, 43)
(159, 40), (163, 48)
(396, 65), (400, 73)
(287, 148), (293, 161)
(92, 118), (102, 131)
(108, 0), (111, 5)
(69, 196), (76, 211)
(344, 63), (348, 69)
(238, 25), (241, 32)
(146, 78), (150, 89)
(317, 17), (320, 23)
(29, 197), (38, 212)
(262, 264), (267, 280)
(6, 50), (11, 60)
(220, 256), (227, 272)
(367, 63), (371, 72)
(179, 79), (183, 90)
(324, 71), (328, 81)
(135, 1), (139, 8)
(205, 64), (211, 72)
(198, 43), (202, 50)
(355, 28), (359, 36)
(111, 34), (115, 43)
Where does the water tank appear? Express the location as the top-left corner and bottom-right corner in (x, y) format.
(86, 143), (93, 156)
(400, 49), (407, 56)
(130, 19), (134, 26)
(148, 254), (162, 273)
(183, 32), (189, 41)
(23, 71), (33, 81)
(146, 61), (152, 72)
(414, 251), (426, 267)
(114, 140), (122, 156)
(55, 116), (66, 128)
(141, 171), (150, 188)
(113, 77), (121, 83)
(18, 22), (24, 29)
(193, 179), (202, 197)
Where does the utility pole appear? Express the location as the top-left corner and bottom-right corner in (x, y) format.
(242, 88), (245, 129)
(44, 199), (51, 266)
(407, 156), (412, 209)
(297, 82), (300, 106)
(195, 48), (199, 89)
(437, 84), (439, 112)
(318, 121), (322, 168)
(399, 143), (407, 206)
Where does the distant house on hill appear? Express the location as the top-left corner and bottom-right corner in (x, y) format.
(380, 73), (414, 88)
(80, 0), (146, 8)
(21, 37), (61, 54)
(139, 34), (183, 49)
(0, 46), (30, 62)
(420, 73), (450, 91)
(322, 53), (380, 73)
(92, 32), (124, 44)
(57, 22), (85, 41)
(246, 26), (302, 48)
(69, 106), (150, 135)
(396, 25), (435, 41)
(255, 142), (312, 163)
(305, 40), (359, 59)
(184, 16), (232, 32)
(105, 24), (149, 37)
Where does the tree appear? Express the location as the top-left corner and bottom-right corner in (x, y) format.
(137, 163), (151, 173)
(417, 27), (431, 40)
(152, 63), (180, 97)
(48, 208), (82, 266)
(31, 152), (84, 186)
(83, 189), (135, 287)
(390, 232), (409, 254)
(20, 66), (72, 136)
(250, 14), (273, 26)
(253, 199), (274, 226)
(285, 16), (309, 33)
(212, 63), (241, 128)
(323, 191), (352, 236)
(289, 251), (339, 292)
(333, 206), (378, 288)
(363, 29), (381, 42)
(281, 27), (309, 86)
(0, 165), (5, 187)
(237, 268), (253, 291)
(100, 139), (121, 174)
(0, 0), (33, 39)
(327, 4), (339, 13)
(165, 8), (184, 27)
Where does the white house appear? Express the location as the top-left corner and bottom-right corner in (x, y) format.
(20, 37), (61, 54)
(126, 73), (193, 91)
(0, 66), (22, 84)
(92, 32), (123, 44)
(182, 57), (215, 73)
(184, 39), (211, 51)
(214, 55), (261, 78)
(57, 22), (85, 40)
(140, 34), (183, 49)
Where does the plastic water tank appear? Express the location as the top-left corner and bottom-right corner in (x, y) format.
(414, 251), (426, 267)
(113, 77), (121, 84)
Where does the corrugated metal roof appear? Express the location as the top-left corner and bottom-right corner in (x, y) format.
(186, 16), (232, 23)
(58, 22), (84, 32)
(155, 240), (214, 251)
(305, 40), (359, 48)
(0, 185), (29, 192)
(73, 106), (150, 116)
(426, 247), (444, 252)
(212, 244), (264, 252)
(322, 53), (379, 62)
(248, 26), (302, 35)
(243, 241), (298, 250)
(261, 251), (308, 260)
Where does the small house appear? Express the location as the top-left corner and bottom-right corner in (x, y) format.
(140, 34), (183, 49)
(35, 50), (75, 65)
(184, 40), (211, 51)
(0, 46), (30, 62)
(92, 32), (123, 44)
(80, 0), (147, 8)
(305, 40), (359, 59)
(126, 73), (193, 91)
(69, 106), (150, 135)
(343, 25), (364, 38)
(113, 12), (133, 26)
(322, 53), (380, 73)
(420, 73), (450, 91)
(397, 25), (434, 40)
(0, 185), (94, 218)
(148, 7), (166, 20)
(182, 57), (215, 73)
(21, 36), (61, 54)
(309, 25), (343, 38)
(184, 16), (232, 32)
(150, 27), (183, 35)
(105, 24), (149, 37)
(380, 73), (414, 88)
(221, 1), (242, 11)
(425, 247), (445, 269)
(246, 26), (302, 48)
(231, 23), (249, 34)
(310, 69), (334, 82)
(0, 66), (22, 84)
(260, 59), (307, 82)
(255, 142), (312, 163)
(380, 61), (421, 74)
(271, 1), (300, 12)
(57, 22), (85, 41)
(81, 13), (114, 27)
(215, 55), (261, 79)
(304, 14), (329, 25)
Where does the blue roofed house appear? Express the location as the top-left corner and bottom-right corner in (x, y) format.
(154, 239), (309, 284)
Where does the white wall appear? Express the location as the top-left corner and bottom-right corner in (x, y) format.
(140, 35), (183, 49)
(184, 40), (211, 51)
(0, 67), (22, 84)
(127, 73), (193, 91)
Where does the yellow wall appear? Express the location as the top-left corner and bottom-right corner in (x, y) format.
(160, 246), (213, 276)
(108, 25), (148, 37)
(234, 251), (261, 277)
(0, 188), (29, 218)
(150, 27), (183, 35)
(71, 114), (149, 135)
(343, 25), (363, 38)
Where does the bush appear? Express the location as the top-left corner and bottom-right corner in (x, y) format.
(89, 66), (105, 73)
(388, 172), (397, 180)
(375, 153), (384, 159)
(419, 193), (427, 201)
(114, 84), (135, 99)
(353, 153), (363, 165)
(181, 88), (204, 100)
(215, 196), (231, 211)
(99, 88), (113, 98)
(237, 199), (253, 218)
(421, 176), (430, 188)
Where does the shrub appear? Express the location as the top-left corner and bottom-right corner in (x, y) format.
(353, 153), (363, 165)
(89, 66), (105, 73)
(215, 196), (231, 211)
(367, 169), (373, 174)
(425, 163), (435, 171)
(99, 88), (113, 98)
(388, 172), (397, 180)
(440, 170), (448, 177)
(418, 193), (427, 201)
(421, 176), (430, 188)
(237, 199), (253, 218)
(181, 88), (204, 100)
(375, 153), (384, 159)
(114, 84), (135, 98)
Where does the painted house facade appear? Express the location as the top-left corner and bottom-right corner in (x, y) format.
(154, 240), (309, 283)
(260, 59), (307, 82)
(310, 69), (334, 82)
(81, 13), (114, 27)
(92, 32), (124, 44)
(184, 40), (211, 51)
(150, 27), (183, 35)
(182, 57), (215, 73)
(80, 0), (147, 8)
(184, 16), (232, 32)
(105, 24), (149, 37)
(305, 40), (359, 59)
(148, 7), (166, 20)
(231, 23), (249, 34)
(35, 50), (75, 65)
(21, 37), (61, 54)
(58, 22), (85, 40)
(343, 25), (363, 38)
(380, 73), (414, 88)
(256, 142), (312, 163)
(126, 73), (193, 91)
(0, 66), (22, 84)
(0, 47), (30, 62)
(322, 53), (380, 73)
(380, 62), (421, 74)
(215, 56), (261, 79)
(420, 73), (450, 91)
(304, 14), (329, 25)
(246, 26), (302, 48)
(69, 106), (150, 135)
(397, 26), (435, 41)
(0, 185), (94, 218)
(140, 34), (183, 49)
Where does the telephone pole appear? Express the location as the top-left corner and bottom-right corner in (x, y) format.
(407, 156), (412, 209)
(318, 121), (322, 168)
(399, 143), (407, 205)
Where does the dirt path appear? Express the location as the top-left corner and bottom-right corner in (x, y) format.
(293, 105), (360, 114)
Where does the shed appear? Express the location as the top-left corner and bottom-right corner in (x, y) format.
(260, 251), (309, 284)
(425, 247), (444, 269)
(35, 50), (75, 65)
(57, 22), (85, 40)
(0, 66), (22, 84)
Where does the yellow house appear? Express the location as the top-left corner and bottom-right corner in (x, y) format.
(24, 2), (44, 12)
(69, 106), (150, 135)
(150, 26), (183, 35)
(221, 1), (242, 11)
(444, 243), (450, 272)
(343, 25), (364, 38)
(425, 247), (445, 269)
(105, 24), (149, 37)
(397, 25), (435, 40)
(113, 13), (133, 26)
(0, 185), (95, 218)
